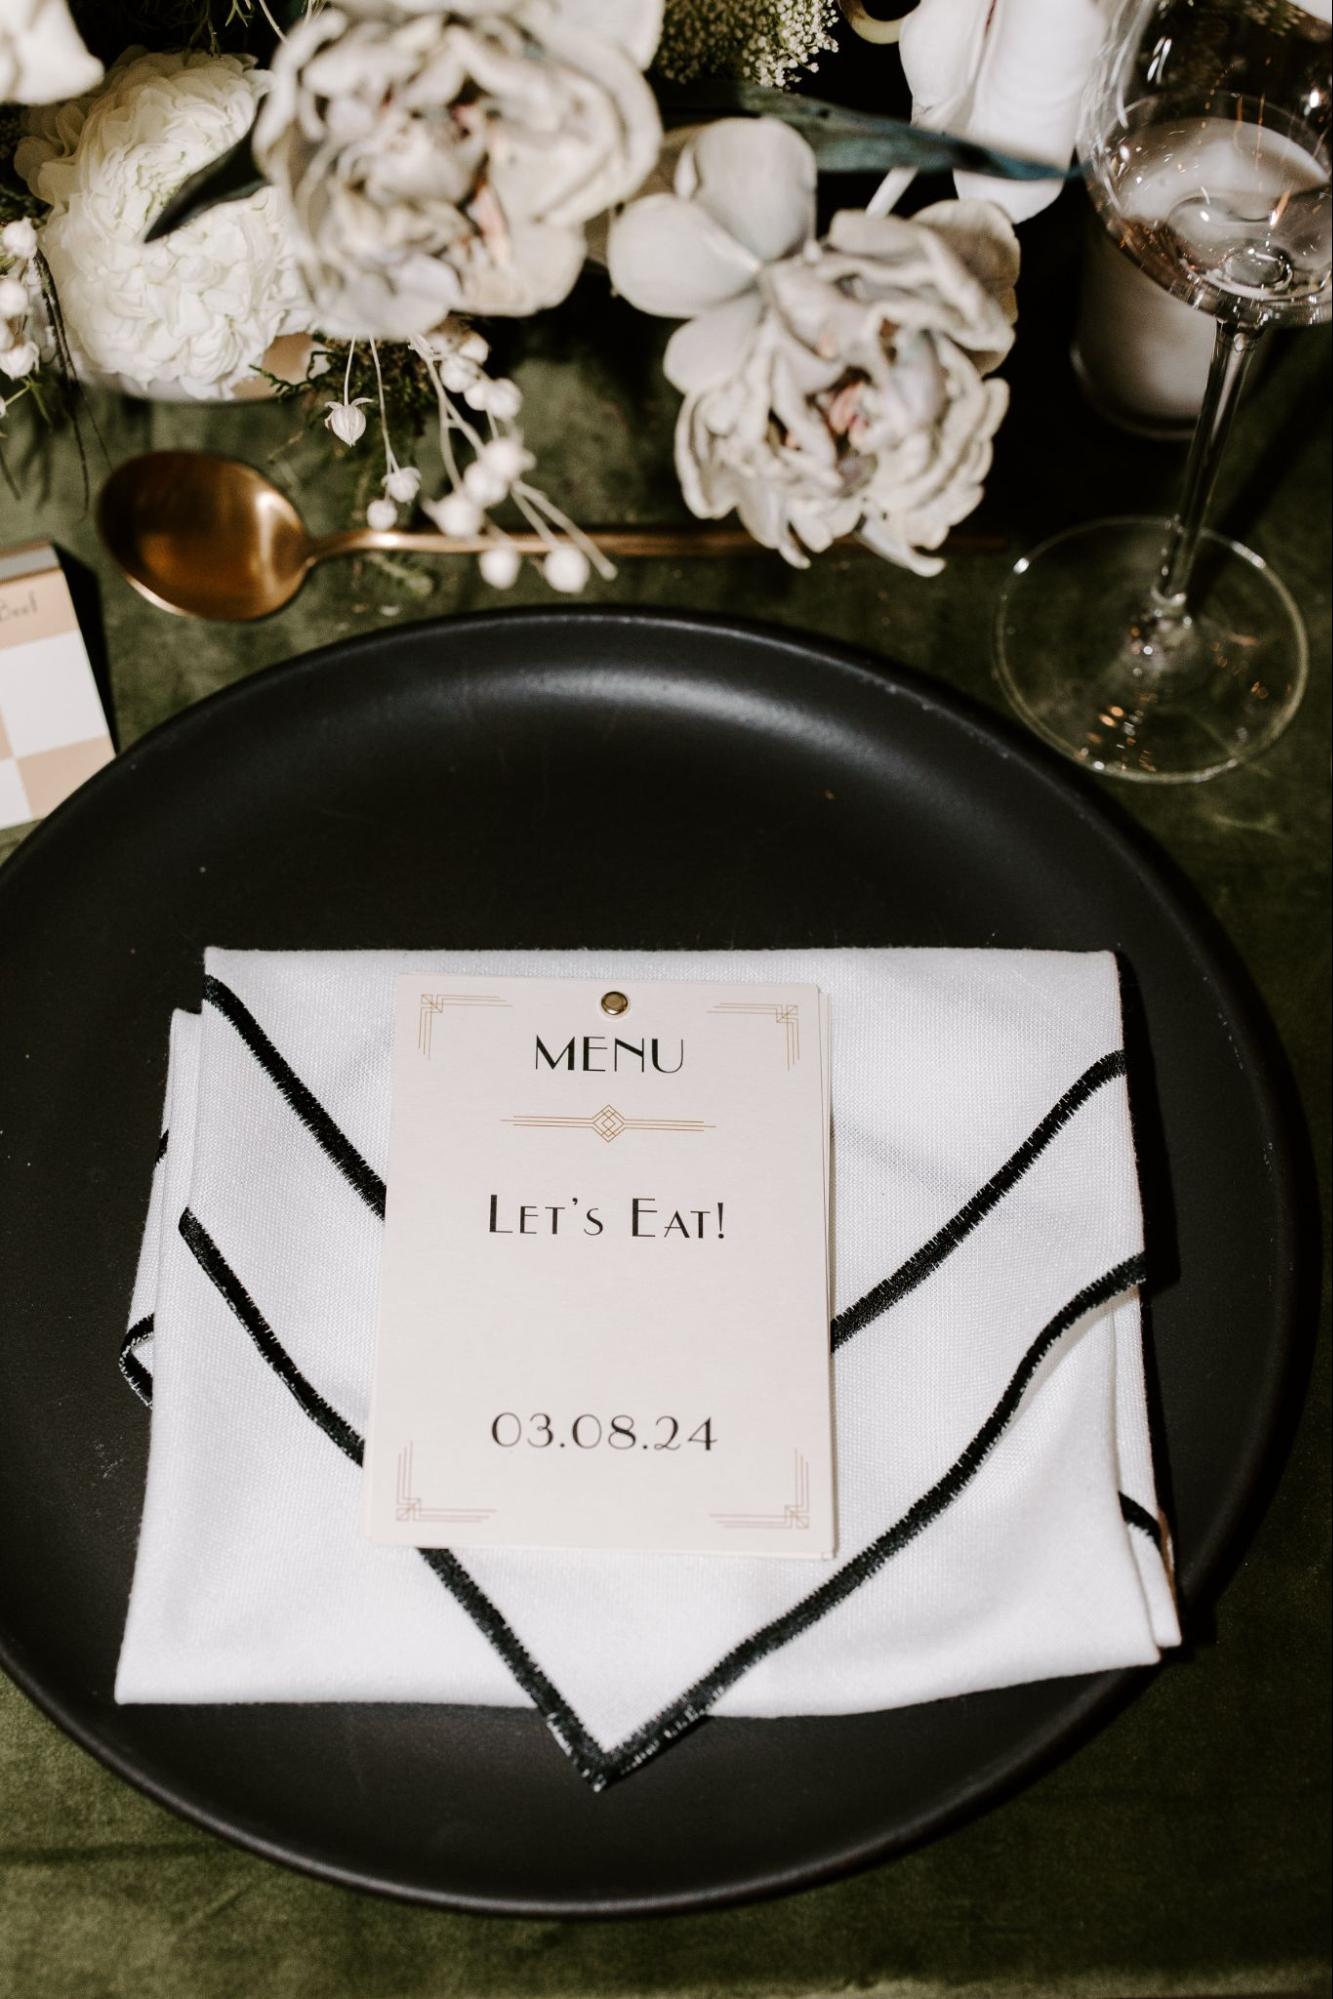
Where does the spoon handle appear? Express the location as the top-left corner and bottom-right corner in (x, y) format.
(307, 525), (1002, 562)
(308, 526), (766, 561)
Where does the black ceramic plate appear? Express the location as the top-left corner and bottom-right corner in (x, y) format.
(0, 611), (1310, 1916)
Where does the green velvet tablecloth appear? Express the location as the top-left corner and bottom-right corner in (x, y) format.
(1, 228), (1329, 1999)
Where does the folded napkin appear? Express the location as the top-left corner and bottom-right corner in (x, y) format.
(117, 948), (1178, 1787)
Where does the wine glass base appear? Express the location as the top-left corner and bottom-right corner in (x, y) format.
(994, 517), (1308, 783)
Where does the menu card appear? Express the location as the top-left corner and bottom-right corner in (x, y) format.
(363, 975), (835, 1557)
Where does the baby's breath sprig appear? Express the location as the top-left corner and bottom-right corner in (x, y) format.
(655, 0), (839, 88)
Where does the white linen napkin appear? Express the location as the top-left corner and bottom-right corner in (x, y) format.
(116, 947), (1178, 1787)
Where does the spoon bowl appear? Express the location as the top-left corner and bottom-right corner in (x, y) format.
(100, 453), (316, 620)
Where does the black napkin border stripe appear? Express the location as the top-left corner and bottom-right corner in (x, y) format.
(118, 1130), (169, 1408)
(1118, 1491), (1163, 1549)
(830, 1049), (1127, 1348)
(202, 976), (386, 1219)
(199, 973), (1126, 1360)
(178, 1209), (615, 1779)
(180, 1212), (363, 1464)
(176, 1208), (1145, 1791)
(603, 1251), (1149, 1782)
(119, 1318), (155, 1408)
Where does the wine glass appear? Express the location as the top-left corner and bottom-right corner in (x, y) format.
(995, 0), (1331, 783)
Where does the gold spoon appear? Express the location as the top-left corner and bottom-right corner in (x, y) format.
(99, 451), (999, 622)
(96, 452), (774, 623)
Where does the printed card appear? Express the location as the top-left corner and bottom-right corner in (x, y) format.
(363, 975), (835, 1557)
(0, 542), (112, 832)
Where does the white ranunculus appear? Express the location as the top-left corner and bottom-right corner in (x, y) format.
(16, 51), (310, 399)
(254, 0), (664, 338)
(872, 0), (1108, 224)
(0, 0), (102, 106)
(608, 118), (1018, 575)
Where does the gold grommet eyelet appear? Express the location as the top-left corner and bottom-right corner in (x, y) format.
(600, 990), (629, 1017)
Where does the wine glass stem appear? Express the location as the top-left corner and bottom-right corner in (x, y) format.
(1152, 320), (1263, 616)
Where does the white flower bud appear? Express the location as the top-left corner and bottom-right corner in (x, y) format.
(324, 398), (368, 445)
(383, 464), (421, 504)
(366, 497), (398, 531)
(462, 459), (507, 508)
(0, 276), (29, 318)
(427, 489), (483, 537)
(543, 546), (590, 594)
(485, 377), (522, 422)
(479, 544), (521, 589)
(462, 378), (491, 411)
(440, 358), (474, 394)
(458, 330), (490, 364)
(1, 220), (38, 261)
(0, 340), (39, 379)
(478, 436), (529, 488)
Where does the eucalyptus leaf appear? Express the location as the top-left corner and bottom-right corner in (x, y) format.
(143, 127), (263, 245)
(657, 80), (1080, 183)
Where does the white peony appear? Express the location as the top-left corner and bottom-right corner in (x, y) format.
(16, 50), (310, 399)
(253, 0), (665, 337)
(0, 0), (102, 106)
(609, 118), (1019, 574)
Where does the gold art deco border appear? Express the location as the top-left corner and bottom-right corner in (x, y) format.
(708, 1000), (801, 1069)
(711, 1450), (812, 1532)
(503, 1104), (712, 1143)
(395, 1443), (495, 1526)
(418, 991), (511, 1059)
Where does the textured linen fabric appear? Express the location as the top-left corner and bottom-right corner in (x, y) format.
(115, 947), (1178, 1783)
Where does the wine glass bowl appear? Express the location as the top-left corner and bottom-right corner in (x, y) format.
(1085, 0), (1332, 326)
(997, 0), (1331, 782)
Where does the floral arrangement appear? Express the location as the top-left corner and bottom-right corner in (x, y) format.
(1, 0), (1101, 589)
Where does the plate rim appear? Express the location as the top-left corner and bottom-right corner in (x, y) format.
(0, 605), (1317, 1917)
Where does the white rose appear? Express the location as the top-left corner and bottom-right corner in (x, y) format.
(16, 51), (310, 400)
(253, 0), (665, 337)
(609, 119), (1019, 575)
(0, 0), (102, 107)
